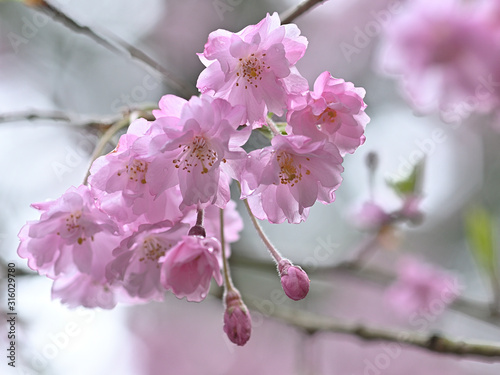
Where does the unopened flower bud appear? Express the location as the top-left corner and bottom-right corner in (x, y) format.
(278, 259), (310, 301)
(223, 289), (251, 346)
(187, 224), (206, 237)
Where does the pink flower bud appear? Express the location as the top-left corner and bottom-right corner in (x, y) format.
(278, 259), (310, 301)
(223, 290), (251, 346)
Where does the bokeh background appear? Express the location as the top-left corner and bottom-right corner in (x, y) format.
(1, 0), (500, 374)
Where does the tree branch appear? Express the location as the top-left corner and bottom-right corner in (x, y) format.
(230, 255), (500, 327)
(280, 0), (329, 24)
(0, 109), (120, 129)
(40, 1), (197, 98)
(266, 305), (500, 361)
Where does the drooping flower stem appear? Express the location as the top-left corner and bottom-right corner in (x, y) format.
(196, 209), (204, 227)
(266, 116), (282, 137)
(242, 198), (283, 265)
(188, 209), (207, 237)
(220, 208), (235, 290)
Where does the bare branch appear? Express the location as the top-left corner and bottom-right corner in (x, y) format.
(0, 109), (120, 128)
(230, 255), (500, 327)
(267, 305), (500, 361)
(280, 0), (329, 24)
(40, 1), (197, 98)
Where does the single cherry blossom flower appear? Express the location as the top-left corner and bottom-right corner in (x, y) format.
(145, 95), (249, 210)
(106, 222), (188, 302)
(351, 201), (392, 231)
(17, 185), (118, 277)
(241, 134), (343, 223)
(287, 71), (369, 155)
(197, 12), (308, 124)
(385, 257), (461, 316)
(160, 235), (223, 302)
(52, 273), (117, 309)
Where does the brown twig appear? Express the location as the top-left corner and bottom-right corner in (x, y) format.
(0, 109), (120, 130)
(280, 0), (329, 24)
(230, 255), (500, 327)
(40, 1), (197, 98)
(266, 305), (500, 361)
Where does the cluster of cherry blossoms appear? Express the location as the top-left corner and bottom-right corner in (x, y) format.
(17, 13), (368, 346)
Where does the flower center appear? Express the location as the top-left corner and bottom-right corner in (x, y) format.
(173, 136), (219, 174)
(316, 108), (337, 125)
(236, 53), (270, 89)
(59, 210), (89, 244)
(139, 236), (170, 263)
(119, 159), (148, 184)
(277, 152), (303, 186)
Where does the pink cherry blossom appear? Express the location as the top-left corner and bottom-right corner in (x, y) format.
(197, 12), (308, 124)
(352, 201), (392, 231)
(145, 95), (249, 210)
(106, 221), (188, 302)
(88, 117), (172, 224)
(160, 235), (223, 302)
(17, 185), (118, 277)
(287, 71), (369, 155)
(378, 0), (500, 119)
(89, 118), (153, 196)
(51, 273), (117, 309)
(241, 134), (343, 224)
(152, 94), (187, 121)
(385, 257), (461, 316)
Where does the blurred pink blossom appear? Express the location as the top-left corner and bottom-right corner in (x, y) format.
(385, 257), (460, 316)
(378, 0), (500, 119)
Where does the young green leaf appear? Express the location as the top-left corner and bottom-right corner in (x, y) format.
(464, 205), (497, 275)
(387, 159), (425, 197)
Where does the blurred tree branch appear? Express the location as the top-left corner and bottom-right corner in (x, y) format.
(0, 109), (120, 130)
(231, 254), (500, 327)
(265, 304), (500, 361)
(0, 108), (155, 130)
(280, 0), (329, 24)
(36, 1), (197, 98)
